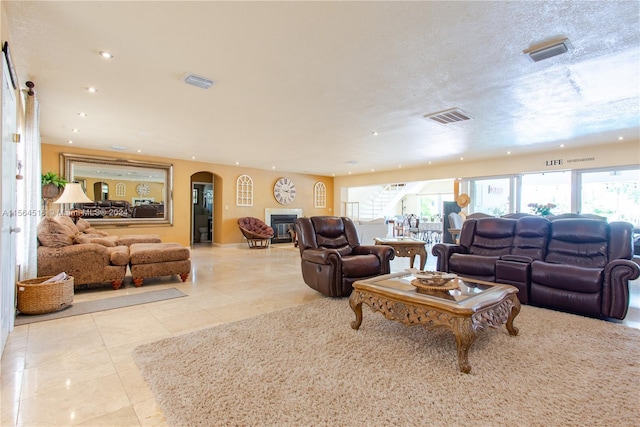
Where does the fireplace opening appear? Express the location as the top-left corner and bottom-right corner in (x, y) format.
(270, 214), (297, 244)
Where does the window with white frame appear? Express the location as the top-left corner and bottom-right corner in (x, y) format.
(314, 182), (326, 208)
(236, 175), (253, 206)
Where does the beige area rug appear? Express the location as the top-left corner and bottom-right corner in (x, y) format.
(16, 288), (186, 325)
(133, 298), (640, 427)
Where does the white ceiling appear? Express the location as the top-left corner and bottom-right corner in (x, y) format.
(3, 1), (639, 177)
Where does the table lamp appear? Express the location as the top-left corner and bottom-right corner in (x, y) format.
(53, 182), (93, 223)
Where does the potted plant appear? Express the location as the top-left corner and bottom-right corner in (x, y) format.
(41, 171), (67, 199)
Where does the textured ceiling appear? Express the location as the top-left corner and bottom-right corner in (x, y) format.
(3, 1), (639, 176)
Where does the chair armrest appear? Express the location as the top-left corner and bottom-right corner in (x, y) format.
(431, 243), (467, 272)
(352, 244), (395, 260)
(38, 243), (113, 275)
(301, 248), (340, 264)
(603, 259), (640, 319)
(500, 255), (533, 263)
(107, 246), (130, 266)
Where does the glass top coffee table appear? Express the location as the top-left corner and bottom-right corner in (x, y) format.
(349, 271), (521, 373)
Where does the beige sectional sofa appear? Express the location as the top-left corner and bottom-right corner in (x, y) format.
(37, 216), (161, 289)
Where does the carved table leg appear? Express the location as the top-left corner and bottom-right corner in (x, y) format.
(418, 248), (427, 270)
(349, 294), (363, 330)
(506, 295), (521, 336)
(452, 317), (477, 374)
(409, 253), (416, 268)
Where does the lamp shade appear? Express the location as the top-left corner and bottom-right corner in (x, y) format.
(53, 183), (93, 204)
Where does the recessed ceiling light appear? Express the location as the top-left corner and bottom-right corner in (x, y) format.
(460, 157), (464, 160)
(507, 151), (511, 155)
(67, 140), (73, 144)
(191, 156), (196, 160)
(272, 166), (276, 170)
(398, 165), (402, 168)
(137, 149), (141, 153)
(99, 51), (113, 59)
(78, 112), (87, 117)
(71, 128), (79, 133)
(618, 136), (624, 140)
(370, 169), (375, 172)
(235, 161), (239, 165)
(560, 144), (565, 148)
(372, 131), (378, 136)
(428, 162), (432, 164)
(87, 87), (97, 93)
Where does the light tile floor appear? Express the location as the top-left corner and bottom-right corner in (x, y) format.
(1, 244), (638, 426)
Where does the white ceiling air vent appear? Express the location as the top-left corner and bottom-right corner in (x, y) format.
(423, 108), (473, 125)
(526, 38), (572, 62)
(183, 73), (214, 89)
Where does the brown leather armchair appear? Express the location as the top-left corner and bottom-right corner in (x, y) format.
(294, 216), (395, 297)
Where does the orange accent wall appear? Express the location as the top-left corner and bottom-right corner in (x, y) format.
(42, 144), (334, 246)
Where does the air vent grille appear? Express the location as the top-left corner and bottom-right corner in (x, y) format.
(526, 39), (572, 62)
(183, 73), (214, 89)
(424, 108), (473, 125)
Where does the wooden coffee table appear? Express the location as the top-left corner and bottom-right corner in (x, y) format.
(374, 237), (427, 270)
(349, 272), (520, 373)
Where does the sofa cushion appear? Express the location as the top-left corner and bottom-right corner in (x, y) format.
(76, 218), (92, 232)
(55, 215), (80, 235)
(129, 243), (190, 264)
(545, 219), (608, 267)
(341, 254), (380, 277)
(73, 234), (117, 247)
(531, 261), (603, 293)
(449, 253), (499, 277)
(83, 227), (110, 236)
(467, 218), (516, 257)
(37, 218), (74, 247)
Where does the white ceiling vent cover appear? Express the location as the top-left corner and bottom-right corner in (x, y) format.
(526, 39), (572, 62)
(183, 73), (214, 89)
(424, 108), (473, 125)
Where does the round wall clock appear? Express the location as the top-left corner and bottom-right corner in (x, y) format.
(136, 183), (151, 196)
(273, 177), (296, 205)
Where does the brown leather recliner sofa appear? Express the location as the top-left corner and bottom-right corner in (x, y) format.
(295, 216), (395, 297)
(432, 216), (639, 319)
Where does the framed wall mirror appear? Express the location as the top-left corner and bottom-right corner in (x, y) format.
(61, 153), (173, 226)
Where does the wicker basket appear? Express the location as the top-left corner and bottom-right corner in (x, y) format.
(17, 276), (74, 315)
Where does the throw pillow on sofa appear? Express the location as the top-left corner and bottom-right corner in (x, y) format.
(37, 218), (74, 247)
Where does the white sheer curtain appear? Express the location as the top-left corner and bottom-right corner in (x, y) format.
(16, 89), (41, 280)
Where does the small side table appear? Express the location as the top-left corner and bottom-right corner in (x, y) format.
(374, 237), (427, 270)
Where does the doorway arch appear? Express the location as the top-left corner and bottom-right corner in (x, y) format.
(190, 171), (222, 245)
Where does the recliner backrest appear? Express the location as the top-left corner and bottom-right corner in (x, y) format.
(545, 219), (609, 267)
(511, 216), (550, 260)
(462, 217), (516, 256)
(310, 216), (358, 256)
